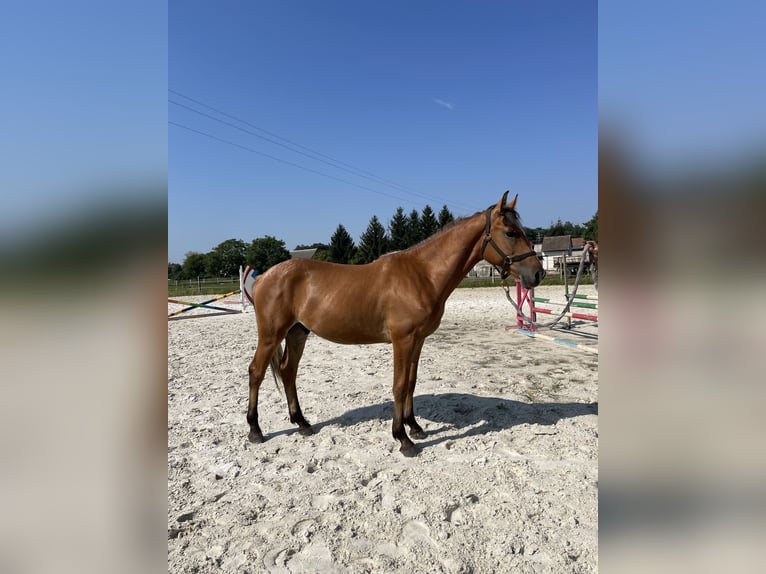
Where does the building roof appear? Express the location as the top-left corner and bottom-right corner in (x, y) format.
(289, 248), (317, 259)
(541, 235), (572, 253)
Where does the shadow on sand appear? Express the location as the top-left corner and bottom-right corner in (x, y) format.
(301, 393), (597, 451)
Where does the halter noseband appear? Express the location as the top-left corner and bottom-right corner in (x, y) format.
(479, 207), (537, 280)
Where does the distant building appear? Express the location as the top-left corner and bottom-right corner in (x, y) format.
(289, 248), (317, 260)
(468, 243), (544, 279)
(468, 260), (496, 278)
(541, 235), (588, 275)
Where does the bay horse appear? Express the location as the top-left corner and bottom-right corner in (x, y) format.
(247, 191), (545, 456)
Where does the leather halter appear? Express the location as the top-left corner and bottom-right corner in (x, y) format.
(479, 207), (537, 280)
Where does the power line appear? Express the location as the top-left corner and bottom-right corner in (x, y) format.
(168, 89), (475, 211)
(170, 90), (398, 186)
(169, 120), (427, 207)
(170, 98), (413, 193)
(169, 89), (432, 198)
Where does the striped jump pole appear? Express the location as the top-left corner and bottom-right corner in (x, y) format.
(532, 297), (597, 310)
(506, 278), (599, 349)
(568, 293), (598, 301)
(515, 279), (537, 329)
(168, 290), (242, 319)
(530, 307), (598, 323)
(529, 295), (598, 328)
(512, 327), (598, 355)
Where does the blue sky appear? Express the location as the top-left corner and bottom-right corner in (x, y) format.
(1, 2), (762, 266)
(0, 1), (166, 243)
(169, 1), (597, 263)
(599, 0), (766, 172)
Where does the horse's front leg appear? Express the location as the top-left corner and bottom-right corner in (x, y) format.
(391, 336), (419, 457)
(404, 338), (426, 440)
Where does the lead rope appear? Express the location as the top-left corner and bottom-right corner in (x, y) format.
(501, 243), (595, 329)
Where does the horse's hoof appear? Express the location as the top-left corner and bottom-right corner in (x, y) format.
(298, 426), (314, 437)
(248, 430), (264, 443)
(409, 429), (427, 440)
(400, 445), (419, 458)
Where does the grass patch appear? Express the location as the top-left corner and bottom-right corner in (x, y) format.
(168, 279), (239, 297)
(458, 274), (594, 289)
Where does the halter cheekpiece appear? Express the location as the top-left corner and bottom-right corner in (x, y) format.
(479, 206), (537, 280)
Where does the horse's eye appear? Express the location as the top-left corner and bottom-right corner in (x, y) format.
(505, 231), (516, 238)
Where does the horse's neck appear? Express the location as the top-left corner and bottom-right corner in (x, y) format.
(411, 213), (485, 298)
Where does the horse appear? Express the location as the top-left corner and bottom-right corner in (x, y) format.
(246, 191), (545, 456)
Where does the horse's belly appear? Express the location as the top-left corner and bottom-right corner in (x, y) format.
(296, 292), (391, 344)
(308, 324), (390, 345)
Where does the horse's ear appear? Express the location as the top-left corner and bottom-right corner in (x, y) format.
(507, 193), (518, 210)
(496, 190), (510, 212)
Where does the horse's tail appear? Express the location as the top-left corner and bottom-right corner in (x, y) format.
(269, 344), (285, 396)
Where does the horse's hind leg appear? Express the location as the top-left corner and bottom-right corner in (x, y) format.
(281, 323), (313, 436)
(247, 336), (282, 443)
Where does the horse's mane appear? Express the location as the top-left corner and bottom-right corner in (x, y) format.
(405, 205), (522, 253)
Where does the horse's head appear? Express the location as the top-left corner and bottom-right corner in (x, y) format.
(481, 191), (545, 289)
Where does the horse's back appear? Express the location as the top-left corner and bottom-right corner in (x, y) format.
(254, 258), (392, 343)
(256, 258), (376, 293)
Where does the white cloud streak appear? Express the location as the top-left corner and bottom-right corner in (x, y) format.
(434, 98), (454, 111)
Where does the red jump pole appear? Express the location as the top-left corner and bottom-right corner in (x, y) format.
(515, 279), (537, 330)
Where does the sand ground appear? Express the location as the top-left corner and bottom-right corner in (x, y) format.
(168, 285), (598, 573)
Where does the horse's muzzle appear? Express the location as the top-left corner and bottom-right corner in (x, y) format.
(521, 268), (545, 289)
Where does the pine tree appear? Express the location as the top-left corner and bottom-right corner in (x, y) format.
(328, 224), (356, 264)
(388, 207), (408, 251)
(438, 204), (455, 229)
(405, 209), (422, 247)
(353, 215), (389, 264)
(420, 205), (439, 238)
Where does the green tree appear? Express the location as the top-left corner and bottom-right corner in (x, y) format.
(420, 205), (439, 238)
(583, 210), (598, 242)
(206, 238), (246, 277)
(168, 262), (182, 279)
(549, 218), (567, 236)
(294, 242), (329, 251)
(313, 249), (331, 262)
(180, 251), (207, 279)
(438, 204), (455, 229)
(548, 219), (581, 236)
(524, 226), (545, 244)
(328, 224), (356, 264)
(246, 236), (290, 273)
(353, 215), (389, 264)
(405, 209), (423, 247)
(388, 207), (408, 251)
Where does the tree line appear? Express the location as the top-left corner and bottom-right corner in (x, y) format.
(168, 205), (597, 279)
